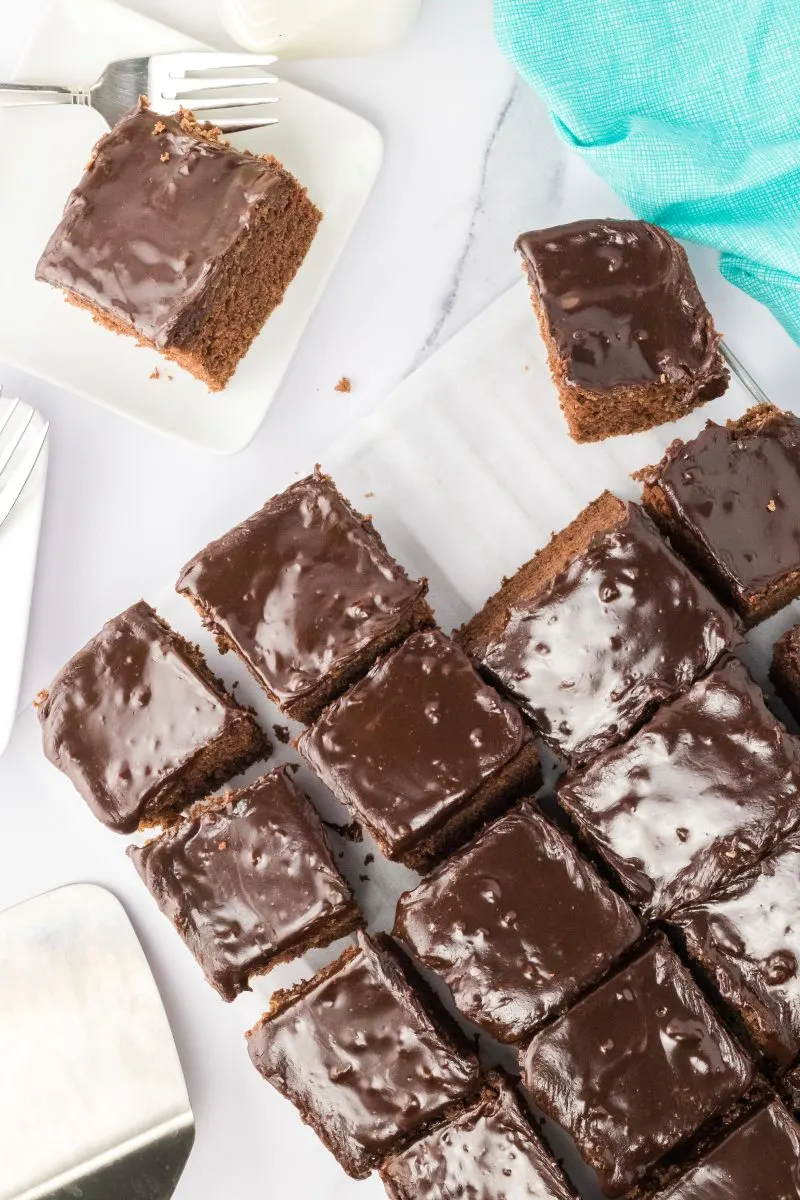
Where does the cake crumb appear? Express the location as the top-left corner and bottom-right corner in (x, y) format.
(218, 841), (227, 851)
(167, 374), (174, 381)
(523, 363), (529, 372)
(364, 853), (374, 866)
(660, 373), (667, 383)
(272, 723), (291, 745)
(153, 120), (166, 135)
(160, 152), (170, 163)
(33, 689), (49, 709)
(364, 491), (375, 499)
(768, 498), (777, 511)
(334, 376), (352, 394)
(323, 819), (363, 843)
(359, 874), (370, 883)
(150, 367), (161, 380)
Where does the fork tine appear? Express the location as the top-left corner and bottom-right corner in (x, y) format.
(207, 116), (280, 132)
(181, 96), (279, 112)
(0, 420), (48, 532)
(170, 76), (279, 95)
(0, 396), (20, 439)
(0, 407), (34, 479)
(164, 52), (279, 76)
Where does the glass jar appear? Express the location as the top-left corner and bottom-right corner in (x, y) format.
(219, 0), (423, 57)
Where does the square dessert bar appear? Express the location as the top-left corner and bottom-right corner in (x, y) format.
(177, 470), (432, 724)
(652, 1101), (800, 1200)
(457, 492), (739, 768)
(297, 629), (540, 871)
(515, 219), (727, 442)
(381, 1072), (577, 1200)
(669, 830), (800, 1069)
(37, 600), (267, 834)
(36, 100), (321, 390)
(771, 623), (800, 723)
(128, 766), (360, 1002)
(247, 930), (480, 1178)
(558, 656), (800, 919)
(393, 800), (640, 1043)
(639, 405), (800, 625)
(521, 937), (753, 1199)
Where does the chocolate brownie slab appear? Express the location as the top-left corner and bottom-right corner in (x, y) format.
(771, 623), (800, 723)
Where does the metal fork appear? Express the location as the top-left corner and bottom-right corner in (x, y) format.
(720, 341), (774, 408)
(0, 52), (280, 133)
(0, 390), (49, 533)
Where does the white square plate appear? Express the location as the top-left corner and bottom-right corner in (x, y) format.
(0, 0), (383, 453)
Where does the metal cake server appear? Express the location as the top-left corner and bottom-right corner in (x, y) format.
(0, 884), (194, 1200)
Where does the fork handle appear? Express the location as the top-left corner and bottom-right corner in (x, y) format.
(0, 82), (91, 106)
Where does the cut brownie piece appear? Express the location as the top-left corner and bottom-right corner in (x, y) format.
(177, 469), (432, 724)
(381, 1072), (577, 1200)
(457, 493), (739, 768)
(771, 624), (800, 723)
(558, 656), (800, 919)
(393, 800), (640, 1043)
(782, 1064), (800, 1116)
(652, 1101), (800, 1200)
(669, 830), (800, 1069)
(128, 765), (360, 1001)
(246, 930), (480, 1178)
(639, 405), (800, 625)
(36, 99), (321, 390)
(520, 937), (753, 1199)
(515, 219), (727, 443)
(38, 600), (267, 833)
(297, 629), (540, 871)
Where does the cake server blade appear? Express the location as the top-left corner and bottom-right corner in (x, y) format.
(0, 884), (194, 1200)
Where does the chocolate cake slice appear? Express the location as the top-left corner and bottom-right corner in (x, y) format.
(516, 219), (727, 442)
(38, 601), (268, 833)
(36, 99), (321, 390)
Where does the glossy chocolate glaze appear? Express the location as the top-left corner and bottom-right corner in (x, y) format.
(38, 601), (248, 833)
(648, 410), (800, 599)
(672, 832), (800, 1068)
(382, 1075), (576, 1200)
(516, 219), (722, 393)
(521, 938), (753, 1199)
(481, 503), (739, 766)
(656, 1101), (800, 1200)
(36, 100), (290, 345)
(394, 801), (640, 1043)
(299, 629), (531, 857)
(177, 471), (427, 714)
(247, 931), (480, 1178)
(128, 767), (356, 1001)
(559, 656), (800, 918)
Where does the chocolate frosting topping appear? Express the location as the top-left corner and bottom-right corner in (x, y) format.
(36, 100), (290, 345)
(38, 601), (245, 833)
(482, 503), (739, 766)
(656, 1101), (800, 1200)
(299, 629), (529, 855)
(515, 219), (722, 392)
(382, 1075), (576, 1200)
(247, 931), (480, 1178)
(522, 938), (753, 1198)
(559, 656), (800, 918)
(129, 767), (356, 1001)
(177, 471), (427, 711)
(650, 410), (800, 597)
(394, 802), (640, 1043)
(672, 832), (800, 1068)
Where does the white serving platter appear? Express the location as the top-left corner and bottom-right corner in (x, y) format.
(0, 0), (383, 454)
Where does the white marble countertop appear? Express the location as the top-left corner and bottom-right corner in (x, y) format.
(2, 2), (800, 1197)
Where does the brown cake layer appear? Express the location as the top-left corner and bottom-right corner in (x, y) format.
(36, 100), (322, 390)
(516, 219), (727, 442)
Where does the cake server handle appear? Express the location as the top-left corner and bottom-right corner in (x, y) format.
(0, 82), (92, 107)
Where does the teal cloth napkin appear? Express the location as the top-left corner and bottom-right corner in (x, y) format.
(494, 0), (800, 343)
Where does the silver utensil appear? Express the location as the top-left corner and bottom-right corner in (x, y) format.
(0, 390), (49, 534)
(0, 883), (194, 1200)
(721, 340), (774, 407)
(0, 51), (280, 133)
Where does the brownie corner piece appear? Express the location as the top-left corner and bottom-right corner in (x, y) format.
(128, 765), (360, 1001)
(393, 800), (640, 1043)
(521, 936), (753, 1198)
(246, 929), (480, 1178)
(771, 622), (800, 722)
(298, 628), (539, 872)
(458, 493), (738, 767)
(36, 98), (321, 390)
(639, 404), (800, 625)
(380, 1071), (577, 1200)
(176, 469), (432, 724)
(37, 600), (267, 833)
(558, 655), (800, 919)
(515, 218), (727, 443)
